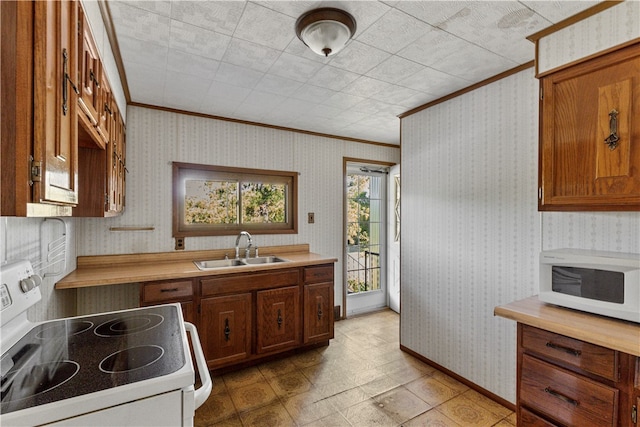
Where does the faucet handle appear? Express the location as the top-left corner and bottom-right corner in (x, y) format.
(254, 247), (259, 258)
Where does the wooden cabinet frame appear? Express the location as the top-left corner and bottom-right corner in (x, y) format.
(538, 42), (640, 211)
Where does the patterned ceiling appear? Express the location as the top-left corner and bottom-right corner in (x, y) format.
(107, 1), (600, 145)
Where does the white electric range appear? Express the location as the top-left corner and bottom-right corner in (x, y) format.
(0, 260), (211, 426)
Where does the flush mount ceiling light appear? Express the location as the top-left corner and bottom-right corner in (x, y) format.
(295, 8), (357, 57)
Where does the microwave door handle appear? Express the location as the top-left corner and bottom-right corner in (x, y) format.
(183, 322), (212, 410)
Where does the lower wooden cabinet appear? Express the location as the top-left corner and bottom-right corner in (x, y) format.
(517, 324), (637, 427)
(139, 263), (335, 371)
(256, 286), (301, 354)
(200, 293), (252, 368)
(303, 265), (334, 344)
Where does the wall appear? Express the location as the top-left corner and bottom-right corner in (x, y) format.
(1, 217), (78, 321)
(74, 106), (399, 314)
(400, 2), (639, 404)
(3, 107), (398, 320)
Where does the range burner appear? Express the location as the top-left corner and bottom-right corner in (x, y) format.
(94, 314), (164, 337)
(2, 361), (79, 404)
(99, 345), (165, 373)
(35, 320), (93, 340)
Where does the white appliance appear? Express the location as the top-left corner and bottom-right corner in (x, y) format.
(0, 260), (212, 426)
(539, 249), (640, 323)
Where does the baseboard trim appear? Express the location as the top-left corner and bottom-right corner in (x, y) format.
(400, 345), (516, 412)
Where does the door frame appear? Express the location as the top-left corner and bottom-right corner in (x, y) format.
(342, 157), (396, 319)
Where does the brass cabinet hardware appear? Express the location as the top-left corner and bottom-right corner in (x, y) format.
(604, 109), (620, 150)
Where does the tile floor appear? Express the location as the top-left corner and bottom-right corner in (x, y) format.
(195, 309), (516, 427)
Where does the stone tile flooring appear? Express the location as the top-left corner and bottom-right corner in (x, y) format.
(195, 309), (516, 426)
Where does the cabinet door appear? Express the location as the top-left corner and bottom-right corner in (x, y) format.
(77, 7), (100, 129)
(539, 42), (640, 210)
(97, 74), (111, 146)
(304, 282), (334, 344)
(256, 286), (301, 354)
(200, 293), (252, 368)
(33, 0), (79, 206)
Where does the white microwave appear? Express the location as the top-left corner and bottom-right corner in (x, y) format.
(539, 249), (640, 323)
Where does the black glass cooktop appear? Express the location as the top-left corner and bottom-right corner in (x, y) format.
(0, 305), (186, 414)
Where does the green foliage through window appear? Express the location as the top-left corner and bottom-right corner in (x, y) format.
(173, 162), (297, 237)
(346, 173), (382, 294)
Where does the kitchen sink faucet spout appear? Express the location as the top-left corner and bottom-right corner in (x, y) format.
(235, 231), (253, 259)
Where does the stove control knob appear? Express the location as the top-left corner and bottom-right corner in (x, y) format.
(20, 274), (42, 293)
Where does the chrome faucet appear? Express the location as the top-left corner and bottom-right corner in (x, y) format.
(235, 231), (253, 259)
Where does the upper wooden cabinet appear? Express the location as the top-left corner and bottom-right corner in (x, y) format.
(1, 0), (124, 217)
(538, 42), (640, 211)
(1, 0), (79, 216)
(74, 1), (126, 217)
(77, 6), (101, 139)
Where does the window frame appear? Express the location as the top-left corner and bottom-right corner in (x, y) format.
(172, 162), (298, 237)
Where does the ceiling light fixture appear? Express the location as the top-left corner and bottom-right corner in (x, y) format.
(295, 8), (357, 57)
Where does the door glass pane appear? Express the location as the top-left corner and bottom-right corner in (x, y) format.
(346, 173), (383, 295)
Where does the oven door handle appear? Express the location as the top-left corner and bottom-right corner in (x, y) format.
(184, 322), (212, 410)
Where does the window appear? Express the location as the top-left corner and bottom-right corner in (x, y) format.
(173, 162), (298, 237)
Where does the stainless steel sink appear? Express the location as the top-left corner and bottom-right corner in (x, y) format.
(193, 256), (289, 270)
(193, 259), (246, 270)
(243, 256), (289, 265)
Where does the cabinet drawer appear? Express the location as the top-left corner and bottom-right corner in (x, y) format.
(303, 265), (333, 284)
(520, 407), (558, 427)
(201, 269), (299, 296)
(141, 280), (193, 303)
(520, 354), (618, 427)
(522, 325), (617, 380)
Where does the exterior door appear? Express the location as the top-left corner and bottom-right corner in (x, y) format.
(345, 165), (387, 316)
(388, 165), (400, 313)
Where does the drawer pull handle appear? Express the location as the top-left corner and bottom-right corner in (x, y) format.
(160, 288), (179, 293)
(544, 387), (579, 407)
(546, 342), (581, 356)
(317, 302), (323, 320)
(224, 318), (231, 341)
(277, 309), (283, 329)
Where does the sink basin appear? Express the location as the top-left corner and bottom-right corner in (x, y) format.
(243, 256), (289, 265)
(194, 259), (246, 270)
(194, 256), (289, 270)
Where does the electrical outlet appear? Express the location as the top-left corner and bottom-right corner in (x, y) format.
(308, 212), (315, 224)
(175, 237), (185, 250)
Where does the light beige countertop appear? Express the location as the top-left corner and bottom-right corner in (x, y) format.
(495, 296), (640, 356)
(56, 244), (337, 290)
